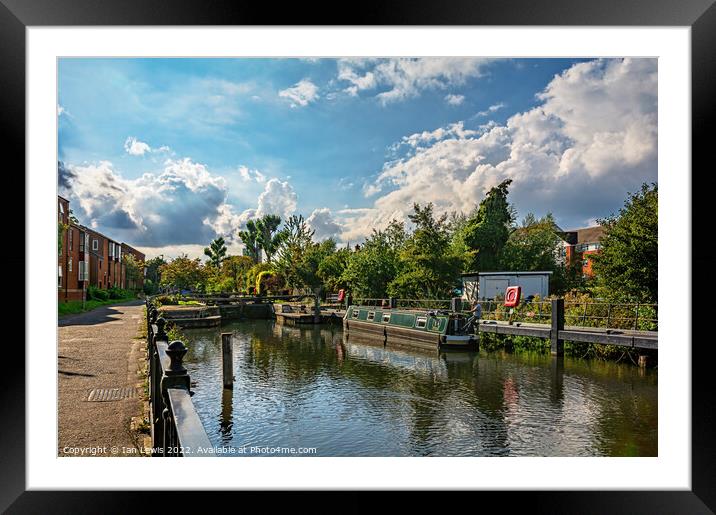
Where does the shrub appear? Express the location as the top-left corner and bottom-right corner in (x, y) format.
(87, 286), (109, 301)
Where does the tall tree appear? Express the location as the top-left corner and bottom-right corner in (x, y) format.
(203, 236), (227, 268)
(458, 179), (515, 272)
(123, 254), (145, 291)
(238, 220), (261, 264)
(255, 214), (286, 263)
(387, 203), (462, 299)
(591, 183), (658, 301)
(274, 215), (315, 291)
(342, 223), (405, 299)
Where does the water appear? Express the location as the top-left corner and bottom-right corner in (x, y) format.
(182, 320), (657, 457)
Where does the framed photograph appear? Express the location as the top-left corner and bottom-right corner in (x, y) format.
(5, 0), (713, 510)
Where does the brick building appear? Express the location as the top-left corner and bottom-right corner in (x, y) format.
(121, 243), (146, 291)
(558, 226), (605, 277)
(58, 195), (146, 303)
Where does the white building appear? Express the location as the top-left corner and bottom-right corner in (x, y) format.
(461, 271), (552, 301)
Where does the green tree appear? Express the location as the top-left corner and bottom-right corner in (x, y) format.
(204, 236), (227, 268)
(159, 254), (206, 291)
(220, 255), (254, 292)
(296, 239), (336, 294)
(238, 220), (261, 264)
(123, 254), (145, 291)
(387, 203), (462, 299)
(458, 179), (515, 272)
(145, 255), (166, 285)
(274, 215), (315, 290)
(342, 223), (405, 299)
(500, 213), (562, 271)
(255, 214), (286, 263)
(318, 247), (351, 293)
(591, 183), (658, 301)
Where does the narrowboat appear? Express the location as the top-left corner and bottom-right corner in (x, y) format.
(343, 305), (478, 351)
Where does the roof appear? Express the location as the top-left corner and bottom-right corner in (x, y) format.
(575, 226), (605, 244)
(461, 271), (553, 277)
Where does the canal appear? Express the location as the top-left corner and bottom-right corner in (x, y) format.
(182, 319), (657, 457)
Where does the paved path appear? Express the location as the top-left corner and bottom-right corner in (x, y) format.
(58, 300), (147, 457)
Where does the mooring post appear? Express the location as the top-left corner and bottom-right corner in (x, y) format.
(551, 298), (565, 356)
(314, 294), (321, 323)
(221, 333), (233, 389)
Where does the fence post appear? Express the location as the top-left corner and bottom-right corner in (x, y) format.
(160, 340), (191, 455)
(222, 333), (234, 389)
(551, 298), (565, 356)
(389, 297), (397, 309)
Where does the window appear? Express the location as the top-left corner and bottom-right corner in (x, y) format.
(367, 311), (375, 321)
(109, 243), (113, 258)
(68, 259), (72, 273)
(68, 229), (73, 252)
(352, 309), (359, 319)
(415, 316), (427, 329)
(79, 232), (85, 252)
(58, 266), (62, 287)
(78, 261), (85, 281)
(382, 313), (391, 323)
(92, 239), (98, 251)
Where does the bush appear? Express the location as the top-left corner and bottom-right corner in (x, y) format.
(87, 286), (109, 301)
(107, 287), (133, 299)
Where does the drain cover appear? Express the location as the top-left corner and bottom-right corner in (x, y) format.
(87, 387), (138, 402)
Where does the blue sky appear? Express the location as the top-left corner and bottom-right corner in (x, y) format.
(58, 57), (657, 259)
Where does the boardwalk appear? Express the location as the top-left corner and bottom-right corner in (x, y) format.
(58, 300), (146, 457)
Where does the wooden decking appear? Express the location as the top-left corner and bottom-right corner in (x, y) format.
(477, 320), (657, 349)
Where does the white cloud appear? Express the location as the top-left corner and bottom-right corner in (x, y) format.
(279, 79), (320, 107)
(57, 104), (68, 117)
(336, 58), (491, 104)
(307, 208), (343, 241)
(475, 102), (505, 117)
(340, 58), (657, 241)
(238, 165), (266, 183)
(124, 137), (172, 156)
(256, 178), (298, 219)
(445, 94), (465, 106)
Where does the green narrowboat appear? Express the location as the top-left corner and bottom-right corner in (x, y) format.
(343, 305), (478, 351)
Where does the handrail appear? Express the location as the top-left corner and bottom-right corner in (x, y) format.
(145, 298), (212, 456)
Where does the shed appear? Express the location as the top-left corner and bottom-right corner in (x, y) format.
(461, 271), (552, 301)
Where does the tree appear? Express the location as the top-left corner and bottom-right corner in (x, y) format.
(123, 254), (144, 291)
(458, 179), (515, 272)
(295, 239), (336, 294)
(591, 183), (658, 301)
(145, 255), (166, 285)
(387, 203), (462, 299)
(274, 215), (315, 290)
(238, 220), (261, 264)
(204, 236), (227, 269)
(159, 254), (206, 291)
(220, 255), (254, 292)
(255, 214), (286, 263)
(318, 247), (351, 293)
(342, 224), (404, 299)
(500, 213), (562, 271)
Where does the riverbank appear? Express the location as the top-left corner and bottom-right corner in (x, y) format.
(58, 300), (149, 457)
(58, 296), (140, 316)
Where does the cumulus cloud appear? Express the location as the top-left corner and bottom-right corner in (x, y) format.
(238, 165), (266, 183)
(124, 136), (171, 156)
(256, 178), (297, 219)
(279, 79), (320, 107)
(307, 208), (343, 240)
(336, 58), (491, 104)
(59, 158), (229, 247)
(445, 94), (465, 106)
(340, 58), (657, 241)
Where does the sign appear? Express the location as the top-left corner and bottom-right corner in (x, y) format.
(504, 286), (521, 307)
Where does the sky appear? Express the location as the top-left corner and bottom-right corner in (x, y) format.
(57, 57), (657, 259)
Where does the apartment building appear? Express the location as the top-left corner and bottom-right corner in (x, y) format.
(557, 226), (605, 277)
(58, 195), (146, 302)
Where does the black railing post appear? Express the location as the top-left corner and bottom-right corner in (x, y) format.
(160, 340), (191, 455)
(551, 298), (565, 356)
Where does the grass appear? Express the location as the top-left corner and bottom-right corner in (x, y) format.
(58, 296), (137, 316)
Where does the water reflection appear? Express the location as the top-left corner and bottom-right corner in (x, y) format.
(182, 320), (657, 457)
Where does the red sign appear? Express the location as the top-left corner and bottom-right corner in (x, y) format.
(504, 286), (521, 307)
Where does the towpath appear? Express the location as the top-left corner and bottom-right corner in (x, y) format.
(58, 300), (147, 457)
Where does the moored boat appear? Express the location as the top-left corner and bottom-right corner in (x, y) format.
(343, 305), (478, 351)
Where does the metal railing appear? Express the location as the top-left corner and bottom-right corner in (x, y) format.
(146, 300), (212, 456)
(350, 297), (657, 332)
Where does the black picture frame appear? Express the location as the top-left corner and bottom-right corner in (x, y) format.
(4, 0), (713, 511)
